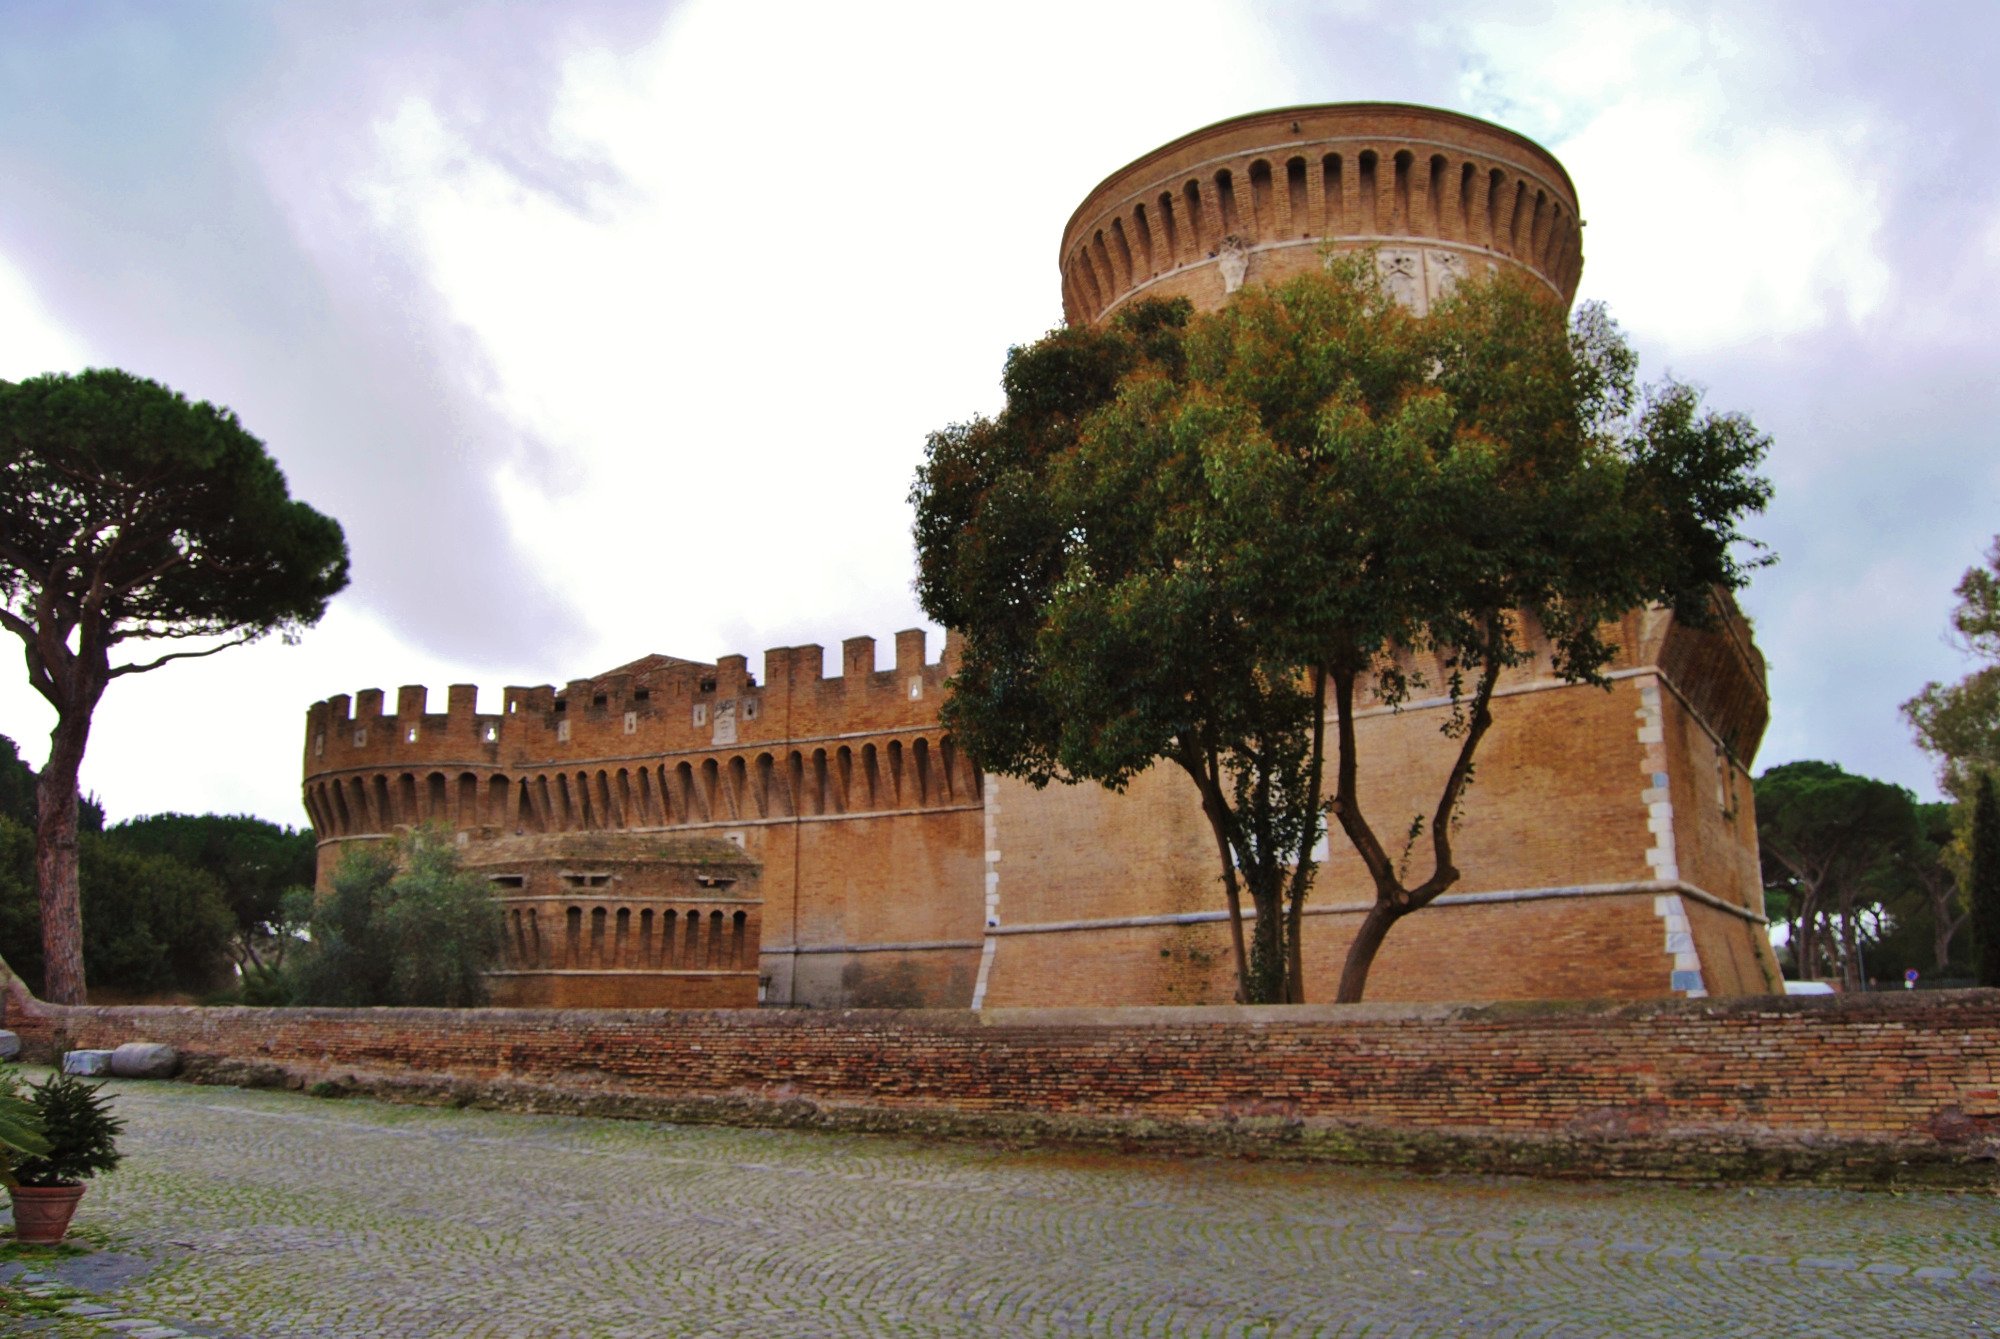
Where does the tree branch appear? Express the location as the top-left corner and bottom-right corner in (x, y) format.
(109, 632), (257, 678)
(1411, 634), (1504, 907)
(1327, 664), (1397, 896)
(1172, 739), (1251, 1000)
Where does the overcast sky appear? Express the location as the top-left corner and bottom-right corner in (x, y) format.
(2, 0), (1995, 827)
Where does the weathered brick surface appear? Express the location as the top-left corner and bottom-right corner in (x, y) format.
(988, 664), (1782, 1006)
(1060, 103), (1586, 324)
(9, 992), (1997, 1183)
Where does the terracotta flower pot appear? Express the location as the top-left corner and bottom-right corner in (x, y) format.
(9, 1183), (86, 1244)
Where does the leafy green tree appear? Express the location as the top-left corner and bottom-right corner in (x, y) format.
(1755, 761), (1920, 989)
(287, 826), (501, 1007)
(1908, 801), (1972, 977)
(0, 370), (348, 1003)
(0, 815), (234, 997)
(1903, 537), (2000, 802)
(283, 847), (388, 1007)
(109, 812), (315, 974)
(914, 259), (1772, 1003)
(1973, 773), (2000, 988)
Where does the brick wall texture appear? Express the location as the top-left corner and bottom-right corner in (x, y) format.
(11, 993), (1998, 1184)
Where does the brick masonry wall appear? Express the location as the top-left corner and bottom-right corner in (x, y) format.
(9, 992), (1997, 1185)
(985, 657), (1781, 1006)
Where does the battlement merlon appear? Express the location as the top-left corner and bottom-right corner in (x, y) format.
(758, 628), (963, 694)
(303, 628), (967, 767)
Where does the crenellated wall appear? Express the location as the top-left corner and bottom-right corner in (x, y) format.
(1060, 103), (1581, 326)
(303, 631), (987, 1009)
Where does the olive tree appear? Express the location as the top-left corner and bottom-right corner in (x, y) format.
(286, 826), (501, 1008)
(913, 258), (1770, 1003)
(0, 370), (348, 1003)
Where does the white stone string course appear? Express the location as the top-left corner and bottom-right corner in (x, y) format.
(1636, 673), (1708, 997)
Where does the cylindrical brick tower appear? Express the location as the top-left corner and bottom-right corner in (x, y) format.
(1059, 102), (1581, 326)
(974, 102), (1782, 1009)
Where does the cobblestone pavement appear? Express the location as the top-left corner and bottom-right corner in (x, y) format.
(0, 1078), (1996, 1337)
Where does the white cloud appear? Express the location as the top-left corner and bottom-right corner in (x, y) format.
(1450, 2), (1892, 350)
(340, 0), (1300, 671)
(0, 251), (91, 380)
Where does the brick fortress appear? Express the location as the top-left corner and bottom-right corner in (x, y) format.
(302, 104), (1782, 1009)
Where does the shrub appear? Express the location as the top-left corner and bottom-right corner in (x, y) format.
(286, 826), (501, 1007)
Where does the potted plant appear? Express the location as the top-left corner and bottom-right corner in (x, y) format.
(7, 1069), (122, 1244)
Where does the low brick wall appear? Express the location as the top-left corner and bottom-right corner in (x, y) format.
(7, 990), (1997, 1185)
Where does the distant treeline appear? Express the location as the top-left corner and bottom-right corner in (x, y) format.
(0, 734), (314, 1000)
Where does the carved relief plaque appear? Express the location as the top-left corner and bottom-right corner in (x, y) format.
(1424, 249), (1466, 303)
(1377, 248), (1424, 313)
(1218, 236), (1250, 294)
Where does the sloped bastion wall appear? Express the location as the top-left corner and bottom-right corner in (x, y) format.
(4, 990), (1996, 1186)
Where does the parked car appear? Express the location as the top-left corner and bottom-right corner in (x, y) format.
(1783, 980), (1836, 996)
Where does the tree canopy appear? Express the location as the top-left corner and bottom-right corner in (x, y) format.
(0, 815), (235, 999)
(1903, 536), (2000, 802)
(0, 369), (348, 1002)
(108, 812), (315, 974)
(914, 257), (1771, 1003)
(1754, 760), (1923, 989)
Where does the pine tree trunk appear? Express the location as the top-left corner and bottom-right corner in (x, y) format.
(1838, 894), (1863, 992)
(35, 714), (90, 1005)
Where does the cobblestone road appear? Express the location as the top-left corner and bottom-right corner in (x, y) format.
(1, 1078), (1996, 1337)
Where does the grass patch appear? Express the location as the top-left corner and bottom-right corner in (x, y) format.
(0, 1237), (89, 1264)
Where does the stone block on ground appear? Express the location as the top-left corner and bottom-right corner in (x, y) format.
(110, 1042), (180, 1079)
(0, 1029), (19, 1059)
(61, 1049), (114, 1076)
